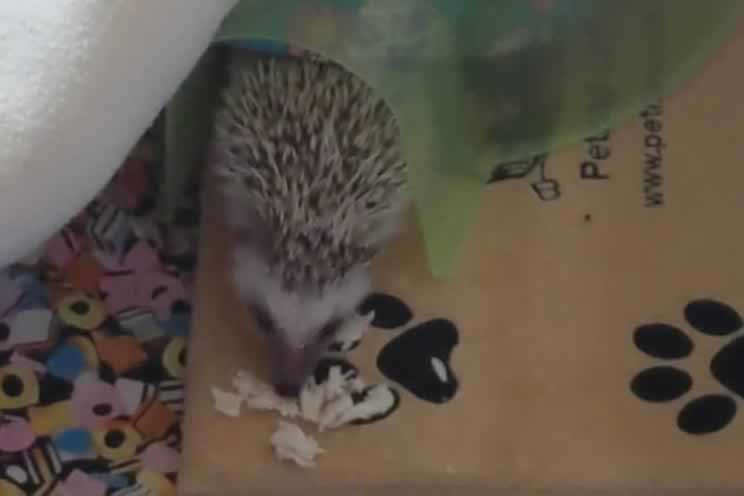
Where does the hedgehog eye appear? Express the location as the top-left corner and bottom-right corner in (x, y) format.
(251, 304), (276, 335)
(318, 319), (341, 341)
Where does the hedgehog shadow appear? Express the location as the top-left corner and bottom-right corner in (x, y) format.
(325, 291), (461, 425)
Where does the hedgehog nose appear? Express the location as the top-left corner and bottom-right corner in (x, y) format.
(275, 382), (302, 398)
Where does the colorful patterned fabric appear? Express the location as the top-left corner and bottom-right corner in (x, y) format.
(0, 126), (197, 495)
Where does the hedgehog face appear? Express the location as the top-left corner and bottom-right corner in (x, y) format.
(232, 244), (371, 397)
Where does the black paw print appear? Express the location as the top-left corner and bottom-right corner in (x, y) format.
(631, 298), (744, 435)
(331, 292), (461, 405)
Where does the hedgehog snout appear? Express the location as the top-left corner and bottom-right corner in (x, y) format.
(269, 339), (323, 398)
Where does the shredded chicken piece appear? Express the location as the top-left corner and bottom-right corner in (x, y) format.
(232, 370), (300, 418)
(270, 421), (324, 468)
(299, 380), (324, 423)
(332, 310), (375, 351)
(318, 393), (355, 432)
(212, 359), (396, 468)
(211, 387), (243, 417)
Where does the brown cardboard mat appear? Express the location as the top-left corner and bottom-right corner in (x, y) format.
(178, 23), (744, 496)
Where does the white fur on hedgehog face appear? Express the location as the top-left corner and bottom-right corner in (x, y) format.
(231, 243), (371, 350)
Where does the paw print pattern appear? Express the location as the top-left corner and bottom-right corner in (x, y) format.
(312, 357), (401, 426)
(358, 293), (413, 330)
(329, 292), (461, 407)
(632, 298), (744, 435)
(377, 319), (459, 404)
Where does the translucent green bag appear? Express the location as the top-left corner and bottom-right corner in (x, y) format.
(165, 0), (743, 278)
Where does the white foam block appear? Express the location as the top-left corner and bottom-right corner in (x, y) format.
(0, 0), (237, 267)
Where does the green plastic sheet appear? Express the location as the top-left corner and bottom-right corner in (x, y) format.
(165, 0), (743, 278)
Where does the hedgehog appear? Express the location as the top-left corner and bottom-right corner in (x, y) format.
(212, 49), (408, 398)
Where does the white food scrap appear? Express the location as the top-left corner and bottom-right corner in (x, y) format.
(211, 387), (243, 417)
(321, 384), (398, 431)
(232, 370), (300, 419)
(318, 393), (355, 432)
(232, 369), (271, 397)
(211, 366), (397, 468)
(299, 380), (324, 423)
(301, 367), (370, 427)
(347, 376), (367, 394)
(346, 384), (398, 422)
(333, 311), (375, 351)
(244, 389), (300, 419)
(270, 421), (324, 468)
(323, 365), (357, 402)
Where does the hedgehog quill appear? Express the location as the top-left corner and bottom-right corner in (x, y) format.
(213, 51), (409, 398)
